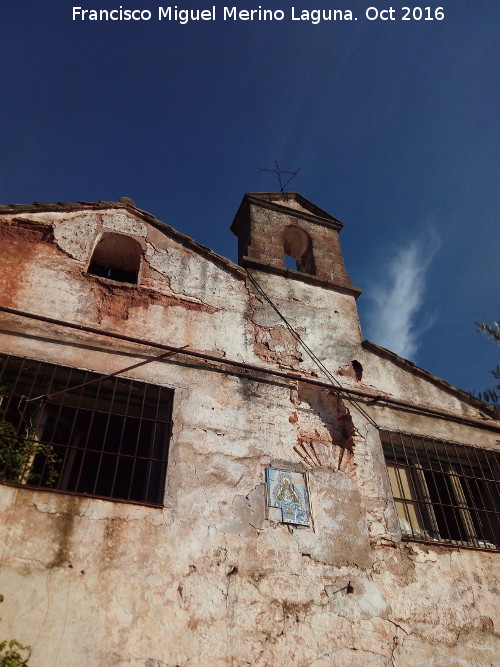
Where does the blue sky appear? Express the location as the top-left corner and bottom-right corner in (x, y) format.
(1, 0), (498, 396)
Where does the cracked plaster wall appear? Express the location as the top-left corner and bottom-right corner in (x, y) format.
(0, 211), (252, 360)
(0, 210), (499, 666)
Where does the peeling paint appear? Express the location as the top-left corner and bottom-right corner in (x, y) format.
(0, 198), (498, 666)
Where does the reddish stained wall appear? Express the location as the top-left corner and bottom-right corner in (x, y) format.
(0, 204), (499, 667)
(1, 216), (219, 330)
(0, 219), (57, 308)
(88, 277), (218, 326)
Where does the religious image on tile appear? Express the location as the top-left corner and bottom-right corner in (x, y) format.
(267, 468), (310, 526)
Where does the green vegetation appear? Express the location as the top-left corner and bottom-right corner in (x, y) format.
(475, 320), (499, 409)
(0, 596), (31, 667)
(0, 394), (60, 487)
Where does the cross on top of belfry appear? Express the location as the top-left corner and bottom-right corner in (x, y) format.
(259, 161), (300, 192)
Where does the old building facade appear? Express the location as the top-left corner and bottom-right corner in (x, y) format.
(0, 192), (498, 666)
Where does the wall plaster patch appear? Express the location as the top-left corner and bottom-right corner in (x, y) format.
(266, 467), (310, 526)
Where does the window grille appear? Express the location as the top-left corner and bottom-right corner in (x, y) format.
(381, 431), (500, 551)
(0, 355), (173, 506)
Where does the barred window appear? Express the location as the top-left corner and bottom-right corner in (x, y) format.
(382, 431), (500, 551)
(0, 355), (173, 506)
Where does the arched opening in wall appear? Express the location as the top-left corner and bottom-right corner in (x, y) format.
(283, 225), (316, 275)
(88, 233), (142, 284)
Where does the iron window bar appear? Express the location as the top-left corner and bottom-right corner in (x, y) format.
(381, 430), (500, 551)
(0, 354), (173, 507)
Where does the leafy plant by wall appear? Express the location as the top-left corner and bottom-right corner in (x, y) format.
(0, 409), (60, 487)
(0, 596), (31, 667)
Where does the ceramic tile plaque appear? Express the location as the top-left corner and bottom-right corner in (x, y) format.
(267, 468), (310, 526)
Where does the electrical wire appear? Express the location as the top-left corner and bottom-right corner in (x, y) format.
(246, 270), (380, 429)
(25, 347), (188, 403)
(1, 306), (497, 432)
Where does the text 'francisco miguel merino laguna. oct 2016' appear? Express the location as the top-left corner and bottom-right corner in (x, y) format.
(71, 5), (447, 25)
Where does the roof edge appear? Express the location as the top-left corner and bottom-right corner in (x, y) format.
(0, 199), (247, 280)
(362, 339), (498, 419)
(231, 192), (344, 233)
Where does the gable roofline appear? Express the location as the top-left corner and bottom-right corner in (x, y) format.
(362, 339), (498, 418)
(231, 192), (344, 233)
(0, 198), (246, 279)
(4, 198), (493, 420)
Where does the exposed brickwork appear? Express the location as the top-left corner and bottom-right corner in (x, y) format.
(231, 193), (358, 292)
(0, 196), (499, 667)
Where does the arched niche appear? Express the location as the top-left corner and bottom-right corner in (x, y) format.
(88, 232), (142, 284)
(283, 225), (316, 275)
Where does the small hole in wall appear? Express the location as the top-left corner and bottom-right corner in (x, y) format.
(346, 582), (354, 594)
(351, 360), (363, 381)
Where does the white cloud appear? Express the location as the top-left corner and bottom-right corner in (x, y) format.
(366, 230), (440, 360)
